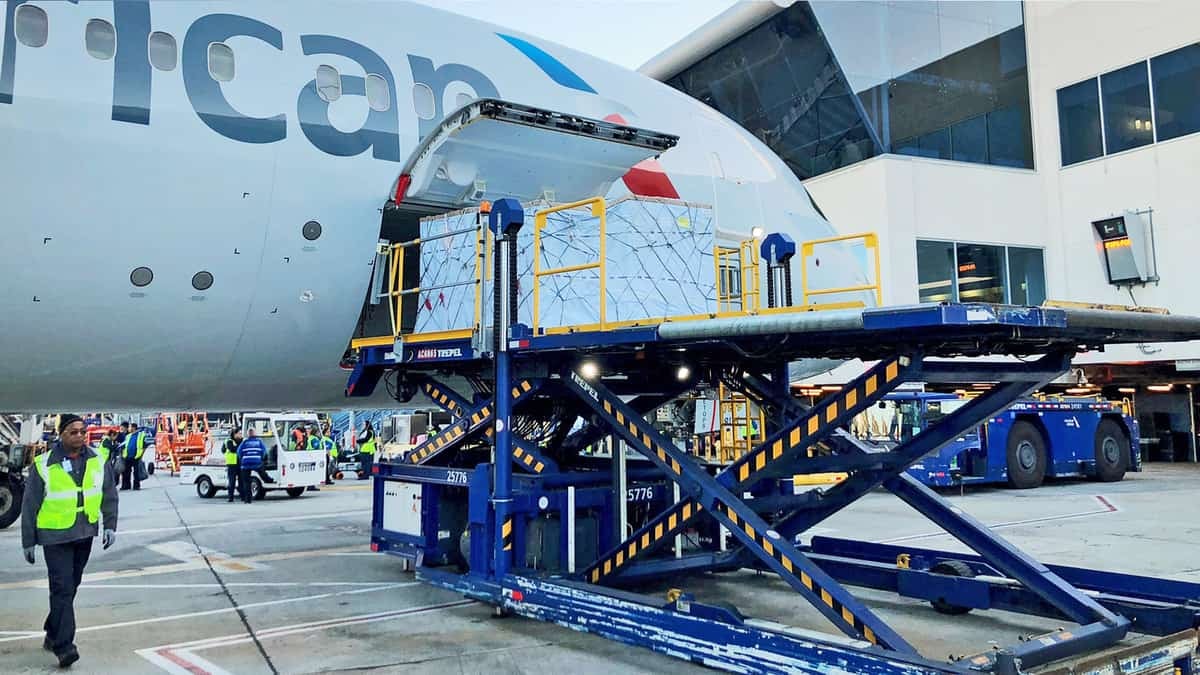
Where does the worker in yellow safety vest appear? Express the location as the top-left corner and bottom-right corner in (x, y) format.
(321, 428), (337, 485)
(222, 429), (243, 503)
(121, 423), (148, 490)
(21, 414), (119, 668)
(356, 422), (377, 480)
(97, 428), (120, 469)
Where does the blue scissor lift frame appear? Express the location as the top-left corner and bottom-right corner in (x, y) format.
(347, 199), (1200, 674)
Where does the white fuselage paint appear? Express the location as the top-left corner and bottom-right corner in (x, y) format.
(0, 1), (868, 411)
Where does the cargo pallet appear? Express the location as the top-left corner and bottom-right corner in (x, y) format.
(347, 199), (1200, 674)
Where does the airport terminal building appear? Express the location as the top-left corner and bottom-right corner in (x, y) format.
(642, 0), (1200, 461)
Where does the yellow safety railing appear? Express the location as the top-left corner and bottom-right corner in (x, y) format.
(714, 239), (761, 316)
(532, 197), (607, 335)
(348, 198), (887, 349)
(800, 232), (882, 309)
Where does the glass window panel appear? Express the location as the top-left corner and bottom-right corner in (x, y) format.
(315, 64), (341, 103)
(894, 136), (920, 157)
(208, 42), (234, 82)
(15, 4), (48, 48)
(987, 104), (1034, 168)
(1006, 246), (1045, 306)
(1151, 43), (1200, 142)
(956, 243), (1006, 303)
(366, 73), (391, 112)
(950, 114), (987, 163)
(85, 19), (115, 60)
(148, 31), (177, 71)
(1057, 79), (1103, 165)
(917, 240), (956, 303)
(1101, 62), (1154, 154)
(412, 83), (435, 119)
(917, 127), (951, 159)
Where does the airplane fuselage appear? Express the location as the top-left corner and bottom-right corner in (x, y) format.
(0, 1), (863, 411)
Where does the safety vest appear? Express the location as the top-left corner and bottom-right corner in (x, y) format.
(360, 437), (377, 456)
(97, 438), (116, 463)
(223, 439), (239, 466)
(125, 431), (146, 460)
(322, 436), (337, 458)
(35, 453), (103, 530)
(307, 436), (321, 451)
(290, 429), (307, 451)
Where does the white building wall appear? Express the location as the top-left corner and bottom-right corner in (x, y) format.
(803, 0), (1200, 367)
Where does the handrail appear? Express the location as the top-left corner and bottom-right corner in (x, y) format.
(532, 197), (607, 334)
(800, 232), (882, 307)
(385, 224), (487, 338)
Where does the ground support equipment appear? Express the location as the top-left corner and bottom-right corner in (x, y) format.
(352, 200), (1200, 674)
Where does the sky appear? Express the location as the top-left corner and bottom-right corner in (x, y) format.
(420, 0), (737, 70)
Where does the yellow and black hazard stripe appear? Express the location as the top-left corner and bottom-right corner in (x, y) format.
(501, 517), (514, 551)
(409, 403), (494, 464)
(422, 382), (463, 417)
(733, 358), (905, 484)
(512, 446), (546, 473)
(510, 379), (533, 400)
(588, 499), (703, 583)
(600, 399), (684, 478)
(718, 504), (880, 646)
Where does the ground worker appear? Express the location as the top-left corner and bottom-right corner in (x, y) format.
(236, 429), (266, 503)
(121, 423), (147, 490)
(21, 414), (119, 668)
(305, 425), (322, 492)
(357, 422), (377, 479)
(289, 425), (308, 451)
(97, 428), (116, 463)
(115, 421), (129, 448)
(223, 429), (243, 503)
(321, 427), (337, 485)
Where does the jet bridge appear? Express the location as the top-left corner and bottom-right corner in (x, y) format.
(344, 111), (1200, 673)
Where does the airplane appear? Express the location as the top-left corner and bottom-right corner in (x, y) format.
(0, 0), (870, 412)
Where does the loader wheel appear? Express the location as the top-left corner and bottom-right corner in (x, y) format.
(1006, 421), (1046, 489)
(0, 475), (22, 529)
(930, 560), (976, 615)
(1094, 419), (1130, 482)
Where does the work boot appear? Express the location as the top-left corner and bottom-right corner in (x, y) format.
(57, 646), (79, 668)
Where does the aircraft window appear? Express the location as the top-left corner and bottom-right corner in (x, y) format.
(412, 82), (435, 120)
(15, 4), (48, 48)
(316, 64), (341, 103)
(302, 220), (322, 241)
(191, 271), (214, 291)
(207, 42), (234, 82)
(130, 267), (153, 287)
(366, 73), (390, 112)
(148, 31), (177, 71)
(85, 19), (116, 60)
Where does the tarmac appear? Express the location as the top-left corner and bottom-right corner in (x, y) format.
(1, 463), (1198, 674)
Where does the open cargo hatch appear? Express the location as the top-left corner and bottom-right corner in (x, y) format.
(390, 99), (679, 210)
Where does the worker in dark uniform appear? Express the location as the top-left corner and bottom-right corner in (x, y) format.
(236, 429), (266, 503)
(114, 422), (129, 448)
(21, 414), (119, 668)
(223, 429), (243, 503)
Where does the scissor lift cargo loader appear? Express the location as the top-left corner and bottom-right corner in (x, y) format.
(345, 101), (1200, 675)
